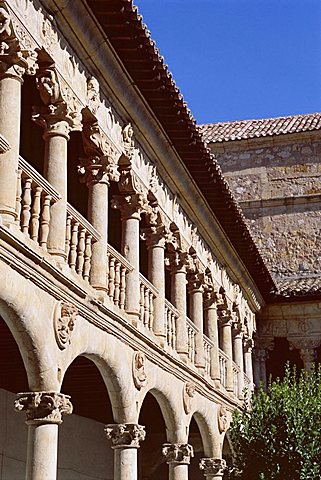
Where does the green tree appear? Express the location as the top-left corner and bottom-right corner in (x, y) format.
(227, 366), (321, 480)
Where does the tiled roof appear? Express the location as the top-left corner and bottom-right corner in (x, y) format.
(86, 0), (276, 301)
(274, 275), (321, 301)
(199, 113), (321, 144)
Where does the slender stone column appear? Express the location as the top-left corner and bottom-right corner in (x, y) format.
(244, 337), (254, 390)
(199, 458), (226, 480)
(299, 348), (316, 371)
(253, 349), (268, 389)
(166, 251), (189, 361)
(105, 423), (146, 480)
(14, 391), (72, 480)
(218, 311), (234, 393)
(146, 229), (166, 341)
(288, 337), (321, 371)
(80, 121), (120, 296)
(34, 66), (81, 262)
(188, 272), (205, 371)
(0, 37), (37, 224)
(162, 443), (194, 480)
(204, 292), (221, 385)
(232, 322), (245, 399)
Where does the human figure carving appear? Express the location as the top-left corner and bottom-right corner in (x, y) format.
(132, 351), (148, 389)
(183, 381), (196, 414)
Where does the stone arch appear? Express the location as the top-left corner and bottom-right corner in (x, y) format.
(191, 410), (216, 457)
(222, 430), (233, 470)
(140, 386), (179, 440)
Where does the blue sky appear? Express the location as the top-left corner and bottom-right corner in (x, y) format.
(135, 0), (321, 124)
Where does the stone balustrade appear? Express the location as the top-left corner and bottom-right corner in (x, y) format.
(16, 157), (60, 249)
(203, 334), (214, 377)
(218, 349), (228, 388)
(232, 362), (240, 397)
(186, 317), (199, 364)
(107, 245), (133, 310)
(164, 299), (178, 350)
(139, 274), (158, 331)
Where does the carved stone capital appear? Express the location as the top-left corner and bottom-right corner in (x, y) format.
(118, 167), (146, 197)
(187, 271), (205, 293)
(14, 392), (72, 425)
(132, 351), (147, 390)
(243, 337), (254, 353)
(105, 423), (146, 449)
(33, 66), (82, 134)
(165, 250), (189, 274)
(142, 206), (168, 248)
(0, 6), (38, 80)
(79, 121), (120, 185)
(288, 337), (321, 351)
(53, 301), (78, 350)
(199, 458), (226, 477)
(162, 443), (194, 465)
(218, 308), (232, 327)
(111, 193), (150, 220)
(183, 381), (196, 414)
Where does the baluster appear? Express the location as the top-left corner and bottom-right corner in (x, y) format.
(164, 306), (168, 345)
(149, 291), (154, 330)
(65, 214), (72, 259)
(15, 168), (22, 225)
(83, 233), (92, 282)
(144, 287), (150, 328)
(119, 265), (126, 310)
(114, 261), (121, 307)
(69, 221), (79, 271)
(40, 194), (51, 249)
(21, 178), (32, 235)
(30, 186), (42, 242)
(192, 333), (195, 364)
(106, 252), (110, 295)
(169, 312), (174, 348)
(139, 283), (145, 322)
(172, 314), (176, 350)
(109, 257), (116, 304)
(76, 227), (86, 277)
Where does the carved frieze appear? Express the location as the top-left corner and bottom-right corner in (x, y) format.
(105, 423), (146, 449)
(199, 458), (226, 476)
(132, 351), (147, 390)
(14, 392), (72, 425)
(162, 443), (194, 465)
(53, 301), (78, 350)
(217, 404), (228, 433)
(183, 381), (196, 414)
(79, 120), (120, 185)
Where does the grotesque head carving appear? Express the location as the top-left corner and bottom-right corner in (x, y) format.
(132, 351), (148, 390)
(183, 381), (196, 414)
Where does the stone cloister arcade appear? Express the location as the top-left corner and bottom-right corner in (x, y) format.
(0, 0), (272, 479)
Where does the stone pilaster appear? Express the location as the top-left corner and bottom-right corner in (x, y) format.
(187, 270), (205, 371)
(33, 65), (81, 261)
(199, 458), (226, 480)
(105, 423), (146, 480)
(15, 392), (72, 480)
(79, 119), (120, 297)
(0, 5), (37, 225)
(166, 250), (190, 361)
(162, 443), (194, 480)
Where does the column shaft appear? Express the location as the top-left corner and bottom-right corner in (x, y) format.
(244, 346), (254, 387)
(122, 214), (140, 318)
(233, 334), (244, 398)
(148, 243), (165, 339)
(26, 423), (58, 480)
(171, 270), (188, 360)
(221, 323), (233, 392)
(189, 289), (205, 370)
(0, 74), (22, 224)
(114, 448), (137, 480)
(206, 305), (220, 384)
(43, 126), (69, 261)
(169, 463), (188, 480)
(88, 180), (108, 293)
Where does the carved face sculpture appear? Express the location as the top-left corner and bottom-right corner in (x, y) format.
(87, 76), (99, 99)
(183, 381), (196, 414)
(54, 302), (78, 349)
(217, 404), (228, 433)
(132, 351), (148, 389)
(0, 8), (11, 38)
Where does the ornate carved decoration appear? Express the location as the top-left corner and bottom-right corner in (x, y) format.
(53, 301), (78, 350)
(0, 5), (38, 79)
(79, 121), (120, 185)
(183, 381), (196, 414)
(86, 76), (100, 113)
(243, 337), (254, 353)
(122, 123), (135, 160)
(119, 167), (146, 196)
(165, 250), (190, 274)
(132, 351), (147, 390)
(111, 192), (150, 221)
(199, 458), (227, 477)
(142, 205), (169, 249)
(217, 404), (228, 433)
(14, 392), (72, 425)
(187, 271), (205, 294)
(148, 165), (158, 193)
(162, 443), (194, 465)
(33, 65), (82, 134)
(288, 337), (321, 351)
(105, 423), (146, 449)
(42, 14), (58, 55)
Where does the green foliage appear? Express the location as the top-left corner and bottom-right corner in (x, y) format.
(227, 365), (321, 480)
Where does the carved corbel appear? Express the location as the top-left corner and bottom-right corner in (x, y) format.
(33, 64), (82, 134)
(0, 4), (38, 80)
(78, 119), (120, 185)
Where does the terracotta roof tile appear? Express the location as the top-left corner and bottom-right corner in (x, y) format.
(199, 113), (321, 144)
(274, 275), (321, 300)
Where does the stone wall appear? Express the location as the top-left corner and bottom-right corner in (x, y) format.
(210, 134), (321, 279)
